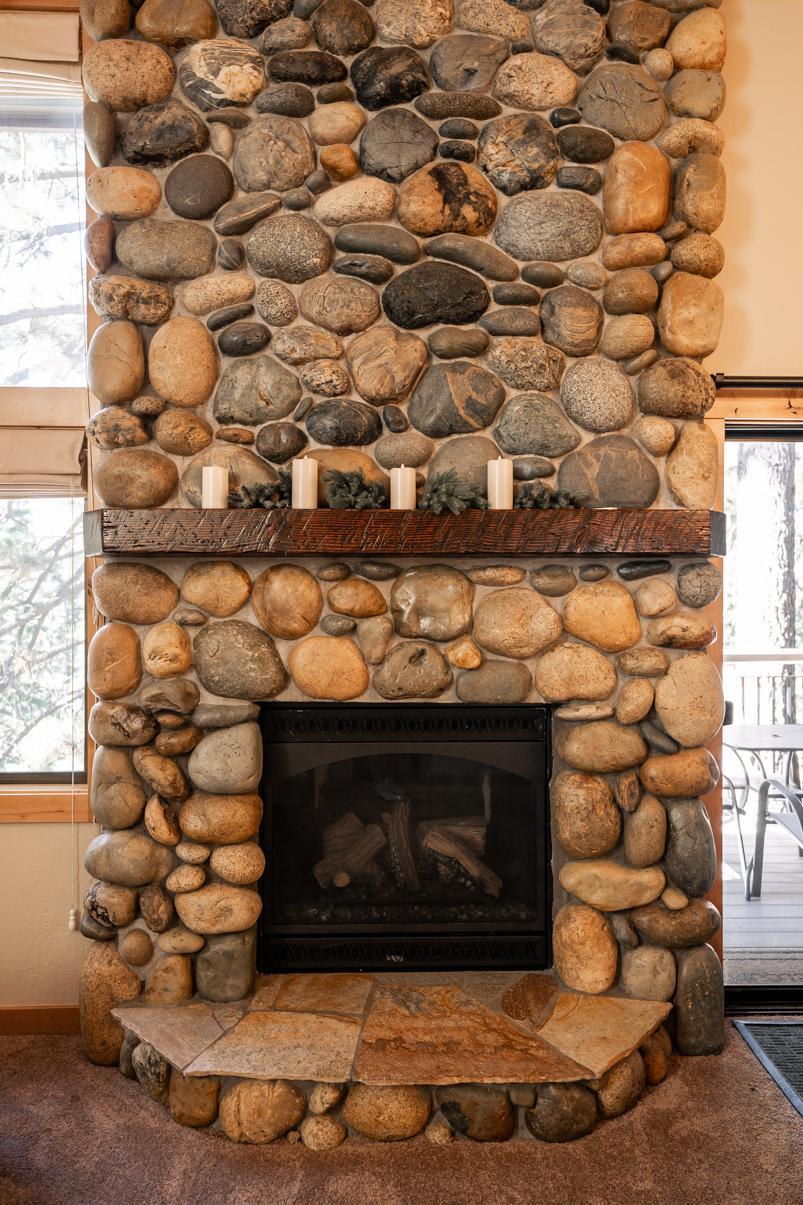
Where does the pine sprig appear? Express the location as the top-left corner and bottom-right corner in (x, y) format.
(514, 482), (581, 510)
(325, 468), (388, 509)
(230, 469), (292, 509)
(418, 470), (487, 515)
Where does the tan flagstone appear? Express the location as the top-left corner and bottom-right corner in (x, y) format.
(536, 991), (671, 1078)
(184, 1010), (361, 1082)
(111, 1003), (224, 1071)
(273, 973), (374, 1017)
(248, 975), (283, 1010)
(353, 985), (592, 1085)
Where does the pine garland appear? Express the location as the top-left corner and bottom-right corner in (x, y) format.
(230, 469), (292, 509)
(325, 468), (388, 509)
(418, 470), (487, 515)
(514, 481), (581, 510)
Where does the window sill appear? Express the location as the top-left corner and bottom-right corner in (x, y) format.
(0, 786), (92, 823)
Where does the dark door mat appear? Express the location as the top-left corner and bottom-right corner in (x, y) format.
(734, 1021), (803, 1116)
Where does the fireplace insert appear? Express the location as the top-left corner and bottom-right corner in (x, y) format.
(258, 704), (551, 973)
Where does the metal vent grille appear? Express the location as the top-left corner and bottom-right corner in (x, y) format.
(263, 935), (548, 972)
(262, 703), (548, 744)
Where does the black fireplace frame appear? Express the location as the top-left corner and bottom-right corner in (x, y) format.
(258, 702), (552, 975)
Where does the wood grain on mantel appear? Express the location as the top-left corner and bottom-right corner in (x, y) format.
(84, 508), (726, 558)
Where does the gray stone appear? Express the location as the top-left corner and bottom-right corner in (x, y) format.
(556, 165), (601, 195)
(233, 116), (315, 193)
(494, 192), (602, 262)
(415, 93), (501, 120)
(428, 327), (490, 359)
(180, 39), (265, 111)
(674, 944), (725, 1059)
(531, 0), (606, 74)
(360, 109), (437, 183)
(217, 0), (293, 37)
(540, 285), (602, 356)
(560, 358), (634, 433)
(383, 263), (489, 329)
(193, 620), (287, 699)
(430, 34), (508, 92)
(429, 434), (499, 494)
(456, 661), (532, 704)
(132, 1042), (170, 1104)
(188, 723), (262, 795)
(259, 15), (311, 49)
(193, 702), (260, 728)
(267, 50), (347, 85)
(409, 361), (504, 438)
(677, 562), (722, 609)
(485, 338), (564, 391)
(665, 70), (726, 122)
(513, 456), (554, 481)
(321, 614), (356, 635)
(255, 422), (307, 463)
(480, 309), (540, 337)
(165, 155), (234, 220)
(493, 393), (580, 457)
(246, 213), (333, 282)
(255, 82), (315, 116)
(306, 399), (381, 446)
(214, 192), (283, 236)
(557, 435), (660, 507)
(374, 641), (452, 699)
(390, 565), (474, 641)
(375, 431), (434, 469)
(664, 798), (717, 899)
(84, 101), (116, 167)
(121, 100), (208, 166)
(425, 235), (517, 282)
(218, 322), (271, 357)
(84, 830), (174, 888)
(529, 565), (576, 597)
(214, 356), (302, 425)
(116, 220), (216, 281)
(255, 280), (298, 325)
(577, 64), (667, 141)
(139, 679), (200, 715)
(630, 899), (721, 948)
(637, 356), (716, 419)
(196, 929), (256, 1002)
(524, 1085), (597, 1143)
(556, 124), (614, 164)
(607, 0), (671, 59)
(335, 224), (421, 264)
(475, 114), (557, 197)
(358, 561), (401, 581)
(492, 284), (541, 306)
(334, 255), (395, 284)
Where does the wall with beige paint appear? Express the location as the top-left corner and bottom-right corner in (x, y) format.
(712, 0), (803, 375)
(0, 824), (94, 1006)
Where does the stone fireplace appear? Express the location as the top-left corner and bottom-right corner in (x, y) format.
(77, 0), (728, 1150)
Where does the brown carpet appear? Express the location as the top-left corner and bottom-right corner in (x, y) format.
(1, 1024), (801, 1205)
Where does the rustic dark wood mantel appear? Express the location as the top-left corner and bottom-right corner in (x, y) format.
(83, 508), (726, 558)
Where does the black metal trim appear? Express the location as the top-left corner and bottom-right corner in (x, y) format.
(725, 985), (803, 1015)
(0, 772), (87, 785)
(261, 701), (549, 744)
(724, 423), (803, 441)
(714, 375), (803, 390)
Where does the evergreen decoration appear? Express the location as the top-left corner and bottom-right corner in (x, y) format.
(514, 482), (581, 510)
(325, 468), (388, 510)
(230, 469), (292, 509)
(418, 470), (487, 515)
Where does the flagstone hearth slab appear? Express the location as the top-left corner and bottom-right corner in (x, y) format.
(535, 992), (672, 1079)
(184, 1009), (361, 1082)
(111, 1003), (224, 1071)
(272, 972), (374, 1017)
(352, 984), (592, 1085)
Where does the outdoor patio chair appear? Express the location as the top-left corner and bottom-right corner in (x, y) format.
(748, 777), (803, 900)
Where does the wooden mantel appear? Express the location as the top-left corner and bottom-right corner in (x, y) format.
(84, 508), (726, 558)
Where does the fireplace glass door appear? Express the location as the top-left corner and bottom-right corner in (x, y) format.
(259, 705), (550, 972)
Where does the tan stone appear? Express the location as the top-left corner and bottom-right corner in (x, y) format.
(534, 643), (617, 703)
(300, 274), (380, 336)
(169, 1070), (220, 1128)
(446, 636), (482, 670)
(563, 582), (641, 653)
(647, 613), (716, 649)
(82, 39), (175, 112)
(617, 646), (669, 677)
(308, 101), (366, 146)
(175, 885), (262, 935)
(180, 561), (251, 618)
(674, 153), (726, 235)
(210, 842), (266, 885)
(119, 929), (153, 967)
(84, 829), (174, 887)
(555, 720), (647, 773)
(615, 678), (654, 725)
(397, 162), (497, 238)
(621, 947), (676, 1003)
(320, 144), (359, 181)
(251, 564), (323, 638)
(132, 747), (189, 802)
(666, 8), (726, 71)
(602, 143), (670, 235)
(473, 587), (562, 659)
(309, 1083), (346, 1115)
(640, 1028), (670, 1084)
(289, 636), (369, 699)
(624, 794), (666, 868)
(615, 770), (642, 814)
(84, 881), (138, 929)
(559, 860), (665, 911)
(301, 1115), (347, 1150)
(144, 954), (193, 1004)
(180, 272), (255, 316)
(467, 565), (526, 586)
(602, 233), (666, 271)
(219, 1080), (305, 1143)
(343, 1084), (431, 1141)
(347, 326), (428, 403)
(357, 615), (395, 665)
(590, 1050), (645, 1118)
(176, 841), (211, 864)
(88, 623), (141, 701)
(654, 652), (724, 747)
(153, 409), (212, 457)
(656, 118), (724, 160)
(554, 701), (614, 721)
(144, 795), (181, 846)
(148, 316), (218, 409)
(391, 565), (474, 642)
(635, 579), (676, 619)
(79, 943), (141, 1065)
(142, 623), (192, 679)
(166, 865), (206, 893)
(179, 792), (263, 845)
(328, 579), (387, 618)
(599, 314), (655, 361)
(661, 886), (688, 911)
(553, 903), (617, 995)
(91, 746), (146, 831)
(95, 448), (178, 508)
(671, 231), (725, 278)
(88, 321), (144, 405)
(314, 177), (397, 227)
(375, 0), (453, 48)
(493, 51), (578, 112)
(552, 771), (621, 860)
(667, 420), (718, 508)
(87, 167), (161, 220)
(658, 272), (723, 358)
(633, 415), (676, 457)
(639, 747), (719, 797)
(457, 0), (530, 40)
(157, 926), (206, 953)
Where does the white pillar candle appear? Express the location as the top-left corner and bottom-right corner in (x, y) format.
(487, 457), (513, 510)
(292, 456), (318, 508)
(390, 464), (417, 510)
(201, 465), (228, 508)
